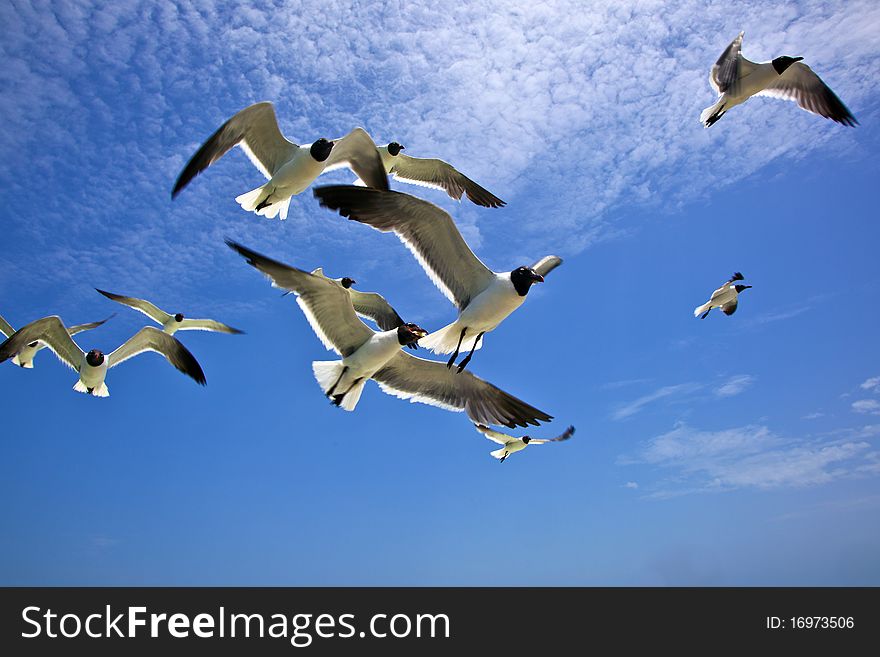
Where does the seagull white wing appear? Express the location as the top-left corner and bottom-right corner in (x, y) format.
(0, 313), (13, 338)
(226, 240), (374, 357)
(30, 315), (114, 355)
(323, 127), (389, 191)
(758, 62), (858, 126)
(528, 425), (576, 444)
(0, 316), (83, 371)
(107, 326), (206, 385)
(178, 318), (244, 334)
(710, 32), (755, 96)
(314, 186), (496, 309)
(389, 153), (506, 208)
(96, 289), (172, 325)
(172, 101), (299, 197)
(373, 351), (553, 428)
(530, 255), (563, 277)
(474, 423), (513, 445)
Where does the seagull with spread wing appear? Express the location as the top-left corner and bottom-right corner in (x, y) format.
(0, 312), (111, 369)
(0, 316), (206, 397)
(701, 32), (858, 128)
(226, 240), (552, 428)
(371, 141), (505, 208)
(475, 424), (575, 462)
(171, 101), (389, 220)
(694, 272), (753, 319)
(95, 289), (243, 336)
(314, 186), (562, 372)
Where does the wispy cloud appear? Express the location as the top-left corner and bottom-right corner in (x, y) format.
(612, 383), (701, 420)
(861, 376), (880, 392)
(714, 374), (756, 398)
(802, 412), (825, 420)
(624, 481), (639, 490)
(599, 378), (653, 390)
(852, 399), (880, 415)
(621, 422), (880, 497)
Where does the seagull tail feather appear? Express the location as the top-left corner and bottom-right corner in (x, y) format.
(490, 447), (506, 460)
(694, 301), (712, 318)
(700, 99), (725, 128)
(339, 379), (366, 411)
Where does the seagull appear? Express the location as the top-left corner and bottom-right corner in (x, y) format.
(701, 32), (858, 128)
(314, 186), (562, 372)
(310, 268), (416, 350)
(475, 423), (575, 462)
(0, 312), (111, 369)
(0, 316), (206, 396)
(371, 142), (506, 208)
(227, 240), (552, 427)
(95, 289), (243, 335)
(171, 101), (389, 220)
(694, 272), (752, 319)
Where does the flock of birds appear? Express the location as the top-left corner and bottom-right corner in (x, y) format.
(0, 33), (858, 461)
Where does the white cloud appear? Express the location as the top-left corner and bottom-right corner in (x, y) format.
(621, 422), (879, 496)
(852, 399), (880, 415)
(715, 374), (756, 398)
(612, 383), (701, 420)
(860, 376), (880, 392)
(624, 481), (639, 489)
(802, 412), (825, 420)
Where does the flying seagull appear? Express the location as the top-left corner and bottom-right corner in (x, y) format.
(475, 423), (575, 462)
(694, 272), (752, 319)
(0, 313), (111, 369)
(310, 268), (415, 350)
(370, 142), (506, 208)
(172, 101), (389, 220)
(227, 240), (552, 428)
(701, 32), (858, 128)
(0, 316), (206, 396)
(314, 186), (562, 372)
(95, 289), (243, 336)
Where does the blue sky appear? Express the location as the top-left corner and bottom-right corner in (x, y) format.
(1, 0), (879, 585)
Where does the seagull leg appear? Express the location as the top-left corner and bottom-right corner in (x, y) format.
(499, 452), (507, 463)
(700, 309), (711, 320)
(446, 328), (468, 369)
(326, 366), (349, 398)
(255, 188), (275, 212)
(456, 332), (485, 373)
(333, 377), (363, 407)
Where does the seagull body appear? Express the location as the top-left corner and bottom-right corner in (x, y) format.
(0, 316), (206, 396)
(172, 101), (388, 220)
(475, 424), (575, 462)
(95, 289), (243, 336)
(694, 272), (752, 319)
(227, 240), (552, 427)
(373, 142), (506, 208)
(701, 32), (858, 128)
(314, 186), (562, 371)
(0, 313), (109, 369)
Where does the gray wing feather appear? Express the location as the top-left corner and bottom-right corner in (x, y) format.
(721, 299), (739, 316)
(348, 288), (405, 331)
(323, 128), (389, 191)
(374, 351), (553, 428)
(759, 62), (858, 126)
(530, 255), (563, 277)
(96, 289), (171, 325)
(390, 154), (506, 208)
(172, 101), (299, 197)
(226, 240), (373, 357)
(178, 318), (245, 334)
(314, 186), (495, 309)
(0, 316), (82, 370)
(711, 32), (745, 95)
(108, 326), (206, 385)
(531, 425), (576, 444)
(0, 313), (14, 338)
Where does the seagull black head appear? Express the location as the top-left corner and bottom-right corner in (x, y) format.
(397, 322), (428, 346)
(86, 349), (105, 367)
(771, 55), (804, 75)
(387, 142), (405, 156)
(734, 284), (753, 293)
(340, 277), (356, 289)
(522, 436), (531, 444)
(510, 266), (545, 296)
(174, 313), (185, 322)
(310, 138), (334, 162)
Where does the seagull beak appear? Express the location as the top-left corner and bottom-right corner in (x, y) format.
(532, 273), (545, 283)
(794, 56), (804, 62)
(414, 328), (429, 339)
(399, 145), (405, 150)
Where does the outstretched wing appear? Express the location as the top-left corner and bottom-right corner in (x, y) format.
(530, 256), (563, 277)
(314, 186), (496, 309)
(389, 153), (505, 208)
(529, 425), (576, 444)
(226, 240), (373, 357)
(758, 62), (858, 126)
(473, 423), (512, 445)
(108, 326), (206, 385)
(172, 101), (299, 197)
(347, 288), (406, 332)
(0, 316), (82, 371)
(374, 351), (552, 428)
(710, 32), (753, 96)
(96, 289), (172, 326)
(323, 127), (389, 191)
(721, 299), (739, 316)
(178, 318), (245, 334)
(0, 313), (14, 338)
